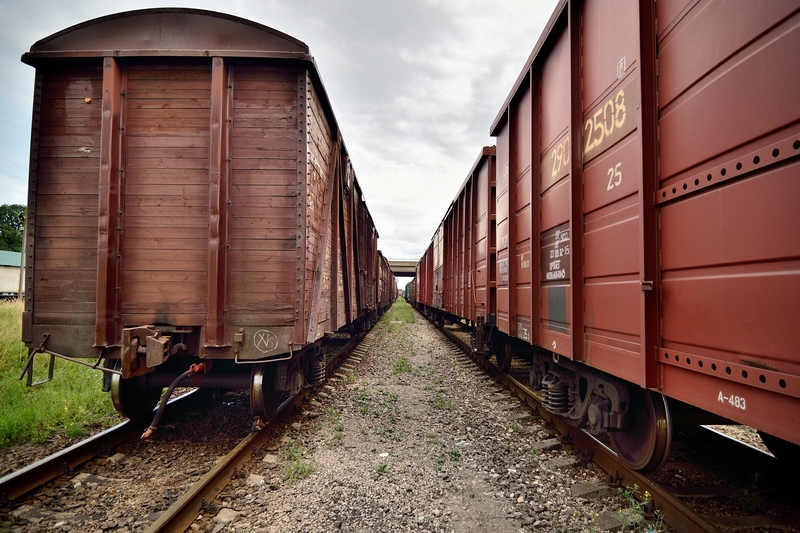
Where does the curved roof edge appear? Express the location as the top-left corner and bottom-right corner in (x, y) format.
(22, 8), (310, 64)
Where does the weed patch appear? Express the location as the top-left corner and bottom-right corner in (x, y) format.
(431, 393), (456, 411)
(281, 442), (315, 482)
(0, 300), (120, 448)
(392, 357), (412, 374)
(615, 484), (664, 532)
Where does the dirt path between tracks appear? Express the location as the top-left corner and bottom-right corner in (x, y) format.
(202, 305), (636, 533)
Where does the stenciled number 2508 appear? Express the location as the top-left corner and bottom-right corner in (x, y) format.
(584, 88), (627, 155)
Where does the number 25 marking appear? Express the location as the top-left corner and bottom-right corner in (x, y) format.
(607, 162), (622, 191)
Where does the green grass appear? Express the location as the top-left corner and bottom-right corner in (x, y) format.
(377, 299), (415, 332)
(614, 484), (664, 532)
(0, 300), (120, 449)
(392, 357), (412, 374)
(425, 433), (440, 445)
(281, 442), (315, 482)
(430, 392), (456, 411)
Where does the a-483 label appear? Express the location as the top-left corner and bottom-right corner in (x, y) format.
(718, 391), (746, 410)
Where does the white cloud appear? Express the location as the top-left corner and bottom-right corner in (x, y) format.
(0, 0), (559, 259)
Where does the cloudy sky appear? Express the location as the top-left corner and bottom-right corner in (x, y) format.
(0, 0), (558, 263)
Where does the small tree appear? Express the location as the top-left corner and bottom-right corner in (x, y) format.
(0, 204), (26, 252)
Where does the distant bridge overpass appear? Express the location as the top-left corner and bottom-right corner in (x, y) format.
(388, 260), (417, 278)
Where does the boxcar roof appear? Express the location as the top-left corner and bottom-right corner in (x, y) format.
(22, 8), (311, 64)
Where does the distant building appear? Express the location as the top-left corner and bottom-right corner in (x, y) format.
(0, 250), (23, 299)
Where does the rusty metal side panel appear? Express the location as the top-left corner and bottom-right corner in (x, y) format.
(495, 121), (511, 334)
(579, 0), (644, 382)
(424, 241), (434, 307)
(30, 63), (102, 357)
(658, 2), (800, 181)
(464, 178), (474, 320)
(512, 84), (533, 344)
(227, 62), (301, 356)
(657, 1), (800, 444)
(442, 211), (452, 312)
(120, 60), (210, 325)
(538, 24), (572, 357)
(458, 185), (466, 318)
(416, 254), (423, 306)
(453, 199), (461, 314)
(432, 223), (444, 310)
(451, 203), (458, 313)
(655, 0), (696, 39)
(472, 148), (496, 322)
(449, 196), (458, 315)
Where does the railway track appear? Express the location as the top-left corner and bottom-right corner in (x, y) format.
(0, 390), (204, 504)
(433, 320), (800, 533)
(1, 331), (372, 533)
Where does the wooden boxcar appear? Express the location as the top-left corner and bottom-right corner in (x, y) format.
(20, 8), (388, 421)
(377, 251), (397, 314)
(415, 0), (800, 471)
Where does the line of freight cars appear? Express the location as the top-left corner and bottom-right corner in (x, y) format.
(19, 9), (396, 424)
(408, 0), (800, 472)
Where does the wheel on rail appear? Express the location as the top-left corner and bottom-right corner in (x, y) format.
(609, 389), (672, 472)
(250, 363), (282, 420)
(110, 373), (163, 424)
(494, 339), (512, 372)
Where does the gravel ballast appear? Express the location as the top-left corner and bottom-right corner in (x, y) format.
(197, 312), (655, 533)
(4, 306), (673, 532)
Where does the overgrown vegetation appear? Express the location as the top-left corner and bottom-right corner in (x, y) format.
(430, 392), (456, 411)
(377, 298), (415, 332)
(614, 484), (664, 532)
(0, 300), (120, 448)
(281, 441), (315, 482)
(734, 473), (763, 514)
(392, 357), (412, 374)
(425, 433), (440, 445)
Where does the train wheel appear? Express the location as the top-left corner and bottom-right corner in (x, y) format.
(110, 373), (162, 424)
(494, 339), (512, 372)
(609, 389), (672, 472)
(250, 364), (282, 420)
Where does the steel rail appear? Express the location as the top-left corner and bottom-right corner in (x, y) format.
(0, 390), (201, 503)
(145, 331), (371, 533)
(435, 322), (718, 533)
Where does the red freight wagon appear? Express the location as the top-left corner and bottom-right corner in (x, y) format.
(377, 251), (397, 313)
(488, 0), (800, 470)
(415, 148), (498, 353)
(20, 9), (390, 423)
(443, 147), (498, 327)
